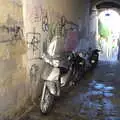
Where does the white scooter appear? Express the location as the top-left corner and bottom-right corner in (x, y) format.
(40, 53), (74, 114)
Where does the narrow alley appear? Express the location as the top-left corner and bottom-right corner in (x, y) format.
(1, 0), (120, 120)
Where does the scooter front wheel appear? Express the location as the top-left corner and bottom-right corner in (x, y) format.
(40, 82), (54, 114)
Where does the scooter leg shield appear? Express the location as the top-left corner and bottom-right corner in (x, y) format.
(46, 81), (56, 96)
(46, 81), (60, 96)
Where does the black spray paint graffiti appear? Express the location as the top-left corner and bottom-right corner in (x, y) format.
(30, 64), (39, 82)
(42, 12), (49, 32)
(0, 25), (23, 44)
(26, 28), (41, 55)
(60, 16), (67, 37)
(61, 16), (67, 28)
(10, 26), (23, 44)
(41, 15), (79, 52)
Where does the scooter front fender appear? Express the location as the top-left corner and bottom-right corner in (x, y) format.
(42, 66), (60, 81)
(45, 81), (58, 96)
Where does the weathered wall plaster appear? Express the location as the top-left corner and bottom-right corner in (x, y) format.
(0, 0), (28, 119)
(0, 0), (90, 118)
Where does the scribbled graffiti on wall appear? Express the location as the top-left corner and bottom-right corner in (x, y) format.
(30, 64), (39, 82)
(41, 16), (79, 53)
(42, 12), (49, 32)
(0, 25), (23, 44)
(27, 28), (41, 55)
(27, 8), (79, 58)
(27, 5), (62, 23)
(26, 3), (80, 57)
(61, 16), (66, 27)
(0, 14), (23, 45)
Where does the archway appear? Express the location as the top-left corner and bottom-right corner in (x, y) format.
(97, 9), (120, 61)
(90, 0), (120, 61)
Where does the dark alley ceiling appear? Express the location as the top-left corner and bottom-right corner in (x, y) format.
(96, 1), (120, 9)
(91, 0), (120, 9)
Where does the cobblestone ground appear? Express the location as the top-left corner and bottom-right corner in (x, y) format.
(22, 61), (120, 120)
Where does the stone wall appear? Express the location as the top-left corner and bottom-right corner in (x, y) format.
(0, 0), (29, 118)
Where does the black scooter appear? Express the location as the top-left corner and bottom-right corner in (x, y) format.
(88, 49), (100, 68)
(73, 52), (85, 82)
(79, 48), (100, 72)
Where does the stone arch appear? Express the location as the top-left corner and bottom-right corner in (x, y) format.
(95, 0), (120, 7)
(90, 0), (120, 14)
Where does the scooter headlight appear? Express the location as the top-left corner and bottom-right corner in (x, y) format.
(91, 60), (95, 63)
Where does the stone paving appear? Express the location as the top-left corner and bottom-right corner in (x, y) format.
(21, 61), (120, 120)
